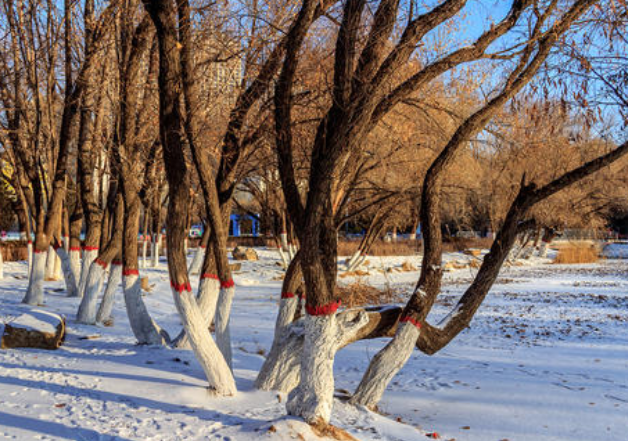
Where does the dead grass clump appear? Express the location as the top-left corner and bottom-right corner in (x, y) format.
(336, 281), (401, 308)
(337, 240), (419, 257)
(309, 420), (359, 441)
(553, 244), (600, 264)
(442, 237), (493, 253)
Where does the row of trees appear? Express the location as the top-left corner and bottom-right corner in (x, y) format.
(1, 0), (626, 426)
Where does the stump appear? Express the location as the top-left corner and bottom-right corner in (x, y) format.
(1, 310), (65, 350)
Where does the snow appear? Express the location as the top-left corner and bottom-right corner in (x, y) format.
(1, 249), (627, 440)
(6, 309), (62, 334)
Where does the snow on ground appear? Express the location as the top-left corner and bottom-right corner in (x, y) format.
(1, 248), (627, 441)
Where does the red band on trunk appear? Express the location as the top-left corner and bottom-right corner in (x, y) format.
(95, 258), (108, 269)
(400, 316), (422, 329)
(221, 279), (235, 289)
(201, 273), (219, 280)
(52, 242), (63, 250)
(123, 269), (139, 276)
(200, 245), (206, 249)
(27, 240), (33, 245)
(70, 247), (81, 252)
(83, 246), (99, 251)
(33, 249), (45, 254)
(305, 300), (341, 316)
(281, 292), (295, 299)
(171, 280), (192, 294)
(112, 260), (123, 266)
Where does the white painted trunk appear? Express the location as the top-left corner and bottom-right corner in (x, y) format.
(255, 320), (303, 392)
(142, 240), (148, 268)
(350, 322), (421, 408)
(53, 251), (62, 280)
(288, 243), (297, 260)
(173, 287), (236, 395)
(277, 248), (289, 269)
(76, 260), (108, 324)
(77, 249), (99, 298)
(96, 261), (122, 323)
(45, 246), (56, 280)
(345, 250), (360, 270)
(280, 233), (289, 252)
(23, 250), (47, 305)
(188, 246), (204, 275)
(274, 297), (300, 334)
(27, 241), (33, 277)
(184, 238), (188, 256)
(123, 273), (167, 345)
(70, 249), (81, 289)
(151, 235), (161, 267)
(539, 242), (549, 258)
(63, 236), (70, 251)
(172, 276), (220, 349)
(286, 314), (338, 423)
(55, 246), (79, 298)
(215, 285), (235, 369)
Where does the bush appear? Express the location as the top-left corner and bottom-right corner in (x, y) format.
(336, 281), (402, 308)
(553, 243), (600, 264)
(337, 240), (420, 257)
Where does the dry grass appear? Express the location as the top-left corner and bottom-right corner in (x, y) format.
(336, 281), (402, 308)
(553, 243), (600, 264)
(337, 240), (419, 257)
(442, 237), (493, 253)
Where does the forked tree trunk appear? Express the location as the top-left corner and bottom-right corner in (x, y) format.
(144, 0), (236, 394)
(77, 195), (124, 324)
(121, 189), (167, 345)
(96, 255), (123, 323)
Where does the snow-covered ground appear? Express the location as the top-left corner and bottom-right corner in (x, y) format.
(1, 249), (627, 441)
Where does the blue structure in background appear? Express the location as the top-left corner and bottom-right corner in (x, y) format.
(229, 214), (259, 237)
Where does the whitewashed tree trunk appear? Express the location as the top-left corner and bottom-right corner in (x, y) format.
(172, 274), (220, 349)
(277, 248), (290, 269)
(23, 250), (47, 305)
(76, 259), (108, 324)
(27, 240), (33, 277)
(215, 283), (235, 369)
(280, 232), (289, 252)
(350, 321), (421, 408)
(96, 261), (122, 323)
(256, 318), (303, 392)
(172, 285), (236, 395)
(286, 314), (338, 423)
(123, 271), (167, 345)
(76, 248), (99, 298)
(151, 234), (161, 267)
(69, 247), (81, 290)
(141, 239), (149, 268)
(188, 245), (204, 275)
(54, 245), (79, 297)
(345, 250), (360, 270)
(45, 246), (57, 280)
(184, 238), (188, 256)
(539, 241), (549, 258)
(63, 236), (70, 251)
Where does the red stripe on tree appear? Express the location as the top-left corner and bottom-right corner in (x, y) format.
(123, 269), (139, 276)
(70, 247), (82, 252)
(281, 292), (295, 299)
(399, 316), (422, 329)
(221, 279), (235, 289)
(95, 259), (108, 268)
(83, 246), (99, 251)
(201, 273), (219, 280)
(171, 280), (192, 294)
(305, 300), (341, 316)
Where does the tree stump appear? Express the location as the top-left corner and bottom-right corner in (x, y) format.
(1, 310), (66, 350)
(232, 247), (258, 261)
